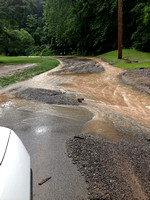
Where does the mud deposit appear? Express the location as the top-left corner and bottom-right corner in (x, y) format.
(66, 134), (150, 200)
(0, 63), (37, 77)
(120, 68), (150, 94)
(18, 88), (79, 105)
(53, 57), (105, 74)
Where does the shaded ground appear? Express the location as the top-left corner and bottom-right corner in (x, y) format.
(120, 68), (150, 94)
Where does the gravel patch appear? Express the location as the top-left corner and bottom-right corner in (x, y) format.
(53, 57), (105, 75)
(66, 134), (150, 200)
(17, 88), (80, 105)
(120, 69), (150, 94)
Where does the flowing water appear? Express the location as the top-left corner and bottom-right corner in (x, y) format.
(50, 58), (150, 127)
(0, 57), (150, 199)
(0, 57), (150, 141)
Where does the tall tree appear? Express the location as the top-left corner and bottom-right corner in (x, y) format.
(131, 1), (150, 51)
(45, 0), (119, 55)
(0, 0), (33, 31)
(45, 0), (74, 54)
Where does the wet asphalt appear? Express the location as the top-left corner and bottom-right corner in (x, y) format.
(0, 100), (92, 200)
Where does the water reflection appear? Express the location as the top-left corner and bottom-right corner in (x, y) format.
(35, 126), (49, 136)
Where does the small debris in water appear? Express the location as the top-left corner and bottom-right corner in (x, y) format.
(77, 98), (84, 103)
(38, 177), (51, 185)
(74, 135), (85, 140)
(146, 138), (150, 141)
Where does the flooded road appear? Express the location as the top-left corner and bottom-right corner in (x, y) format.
(0, 57), (150, 199)
(0, 56), (150, 143)
(50, 57), (150, 127)
(3, 56), (149, 128)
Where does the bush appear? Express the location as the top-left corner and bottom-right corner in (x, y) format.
(25, 46), (43, 56)
(0, 29), (34, 56)
(26, 45), (59, 56)
(40, 48), (58, 56)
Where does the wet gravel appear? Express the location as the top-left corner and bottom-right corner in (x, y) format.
(17, 88), (80, 105)
(66, 134), (150, 200)
(53, 57), (105, 74)
(120, 68), (150, 94)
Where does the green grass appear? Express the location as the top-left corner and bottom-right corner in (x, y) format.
(0, 56), (47, 65)
(0, 56), (59, 88)
(97, 49), (150, 69)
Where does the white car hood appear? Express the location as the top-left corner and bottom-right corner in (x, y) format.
(0, 127), (11, 165)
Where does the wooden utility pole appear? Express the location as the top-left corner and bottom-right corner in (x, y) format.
(118, 0), (122, 59)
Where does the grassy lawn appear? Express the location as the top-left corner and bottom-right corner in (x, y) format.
(0, 56), (59, 88)
(97, 49), (150, 69)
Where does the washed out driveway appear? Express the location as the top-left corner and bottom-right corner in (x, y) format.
(0, 57), (150, 200)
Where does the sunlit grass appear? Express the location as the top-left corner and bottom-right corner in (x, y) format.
(97, 49), (150, 69)
(0, 56), (46, 65)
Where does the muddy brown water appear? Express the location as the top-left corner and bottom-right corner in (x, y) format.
(46, 57), (150, 133)
(58, 59), (150, 126)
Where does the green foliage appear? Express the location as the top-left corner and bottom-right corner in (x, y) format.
(0, 29), (34, 56)
(0, 0), (36, 56)
(0, 0), (33, 29)
(0, 0), (150, 56)
(25, 45), (43, 56)
(44, 0), (73, 55)
(40, 47), (58, 56)
(131, 2), (150, 51)
(0, 55), (46, 64)
(44, 0), (118, 55)
(26, 14), (38, 33)
(25, 45), (59, 56)
(25, 14), (45, 45)
(44, 0), (150, 55)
